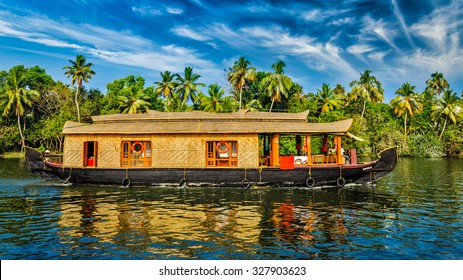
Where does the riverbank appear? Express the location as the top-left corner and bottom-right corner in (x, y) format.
(0, 152), (24, 159)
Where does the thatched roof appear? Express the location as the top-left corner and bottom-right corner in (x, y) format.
(62, 110), (353, 135)
(91, 110), (310, 123)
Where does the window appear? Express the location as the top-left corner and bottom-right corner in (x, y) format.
(83, 141), (98, 167)
(206, 141), (238, 167)
(121, 141), (152, 167)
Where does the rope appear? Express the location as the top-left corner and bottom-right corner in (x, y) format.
(125, 169), (129, 179)
(183, 168), (187, 180)
(258, 167), (263, 182)
(64, 168), (72, 184)
(308, 166), (312, 177)
(244, 168), (247, 180)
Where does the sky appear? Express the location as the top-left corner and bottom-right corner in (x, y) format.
(0, 0), (462, 102)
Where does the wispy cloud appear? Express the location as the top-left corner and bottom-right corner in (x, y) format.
(329, 17), (354, 26)
(391, 0), (415, 48)
(166, 7), (184, 15)
(0, 11), (219, 77)
(361, 16), (401, 53)
(402, 34), (463, 75)
(406, 1), (463, 82)
(131, 5), (183, 17)
(131, 6), (162, 16)
(239, 25), (357, 77)
(171, 26), (211, 42)
(411, 1), (463, 54)
(300, 8), (351, 22)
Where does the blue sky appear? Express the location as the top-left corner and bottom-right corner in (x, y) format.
(0, 0), (462, 101)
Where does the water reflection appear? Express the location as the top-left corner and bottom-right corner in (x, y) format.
(50, 186), (396, 259)
(1, 157), (462, 259)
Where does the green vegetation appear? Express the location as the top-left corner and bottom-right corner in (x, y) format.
(1, 55), (462, 157)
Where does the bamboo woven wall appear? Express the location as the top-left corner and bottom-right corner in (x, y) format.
(63, 134), (122, 168)
(152, 134), (258, 168)
(63, 133), (259, 168)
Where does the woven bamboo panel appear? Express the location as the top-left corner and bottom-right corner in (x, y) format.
(153, 136), (204, 168)
(63, 133), (260, 169)
(237, 136), (259, 168)
(98, 138), (120, 168)
(63, 135), (122, 168)
(63, 136), (84, 167)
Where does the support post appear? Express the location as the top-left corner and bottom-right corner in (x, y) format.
(270, 134), (280, 166)
(335, 135), (343, 164)
(306, 135), (312, 165)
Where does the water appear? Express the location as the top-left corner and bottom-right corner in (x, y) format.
(0, 157), (462, 260)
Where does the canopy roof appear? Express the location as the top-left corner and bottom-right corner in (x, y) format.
(62, 110), (353, 135)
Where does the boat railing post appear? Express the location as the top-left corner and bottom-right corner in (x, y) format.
(306, 135), (312, 165)
(335, 135), (343, 164)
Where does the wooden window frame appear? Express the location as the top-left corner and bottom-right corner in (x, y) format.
(83, 141), (98, 167)
(120, 141), (152, 168)
(205, 141), (238, 167)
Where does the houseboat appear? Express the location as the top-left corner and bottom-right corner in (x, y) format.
(25, 110), (397, 188)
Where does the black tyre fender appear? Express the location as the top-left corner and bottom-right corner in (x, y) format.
(179, 178), (188, 188)
(241, 179), (251, 189)
(337, 177), (346, 187)
(305, 176), (315, 188)
(122, 177), (131, 188)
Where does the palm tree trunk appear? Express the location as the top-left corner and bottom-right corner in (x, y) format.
(75, 86), (81, 122)
(404, 111), (407, 136)
(269, 99), (275, 112)
(361, 100), (366, 119)
(439, 116), (448, 140)
(17, 113), (25, 151)
(239, 87), (243, 110)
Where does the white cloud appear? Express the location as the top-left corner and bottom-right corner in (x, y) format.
(238, 25), (357, 76)
(202, 23), (251, 49)
(131, 6), (162, 16)
(166, 7), (184, 15)
(391, 0), (415, 48)
(171, 26), (211, 41)
(411, 2), (463, 54)
(0, 11), (220, 79)
(402, 35), (463, 75)
(361, 16), (401, 53)
(347, 44), (374, 54)
(301, 9), (322, 22)
(367, 51), (389, 62)
(300, 8), (351, 22)
(329, 17), (354, 26)
(24, 37), (84, 50)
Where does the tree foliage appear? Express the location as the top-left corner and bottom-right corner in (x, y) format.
(1, 61), (462, 158)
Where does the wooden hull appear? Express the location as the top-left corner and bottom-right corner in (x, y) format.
(25, 147), (397, 188)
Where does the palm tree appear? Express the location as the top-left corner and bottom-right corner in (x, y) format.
(390, 83), (422, 136)
(349, 70), (384, 118)
(116, 76), (152, 114)
(199, 83), (226, 112)
(165, 91), (190, 112)
(118, 90), (151, 114)
(63, 55), (95, 122)
(155, 71), (177, 98)
(314, 83), (344, 113)
(174, 66), (205, 106)
(432, 89), (461, 140)
(227, 57), (256, 110)
(260, 61), (293, 112)
(2, 67), (38, 151)
(425, 71), (449, 97)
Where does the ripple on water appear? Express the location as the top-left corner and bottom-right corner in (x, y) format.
(0, 158), (463, 259)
